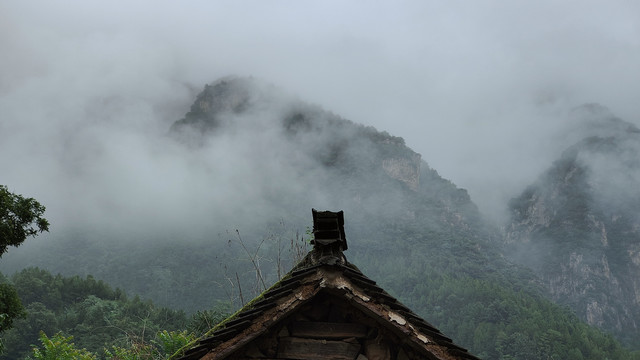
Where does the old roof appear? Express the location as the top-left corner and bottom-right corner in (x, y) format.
(174, 210), (480, 360)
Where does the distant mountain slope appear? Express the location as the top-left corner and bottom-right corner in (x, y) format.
(505, 104), (640, 347)
(169, 76), (483, 230)
(3, 78), (638, 358)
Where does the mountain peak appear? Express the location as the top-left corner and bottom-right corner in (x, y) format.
(568, 103), (640, 138)
(170, 76), (287, 135)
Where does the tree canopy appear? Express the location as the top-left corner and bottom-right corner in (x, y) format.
(0, 185), (49, 256)
(0, 185), (49, 354)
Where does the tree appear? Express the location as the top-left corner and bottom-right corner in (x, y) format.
(0, 185), (49, 353)
(0, 185), (49, 256)
(0, 282), (26, 353)
(0, 283), (25, 330)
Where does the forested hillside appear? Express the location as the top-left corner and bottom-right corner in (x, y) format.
(2, 78), (639, 359)
(0, 268), (230, 359)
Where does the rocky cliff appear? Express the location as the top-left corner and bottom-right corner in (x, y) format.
(504, 104), (640, 346)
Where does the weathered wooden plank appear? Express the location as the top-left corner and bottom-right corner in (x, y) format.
(277, 337), (361, 360)
(290, 321), (368, 339)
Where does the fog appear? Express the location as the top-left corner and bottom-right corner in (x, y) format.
(2, 0), (640, 240)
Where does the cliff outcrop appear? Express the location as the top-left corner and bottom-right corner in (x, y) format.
(504, 105), (640, 347)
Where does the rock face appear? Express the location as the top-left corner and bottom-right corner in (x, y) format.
(504, 104), (640, 347)
(382, 155), (422, 191)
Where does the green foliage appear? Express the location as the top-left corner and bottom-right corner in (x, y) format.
(0, 185), (49, 256)
(153, 330), (195, 358)
(187, 304), (231, 337)
(0, 186), (49, 355)
(27, 329), (195, 360)
(1, 268), (190, 360)
(0, 283), (25, 332)
(413, 275), (634, 360)
(0, 283), (26, 353)
(30, 332), (96, 360)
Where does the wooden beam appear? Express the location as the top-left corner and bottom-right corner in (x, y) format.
(277, 337), (361, 360)
(290, 321), (368, 339)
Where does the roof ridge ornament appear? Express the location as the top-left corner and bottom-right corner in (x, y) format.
(310, 209), (347, 265)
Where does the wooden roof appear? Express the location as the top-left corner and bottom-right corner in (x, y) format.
(175, 211), (479, 360)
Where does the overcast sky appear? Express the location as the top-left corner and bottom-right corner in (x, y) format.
(2, 0), (639, 229)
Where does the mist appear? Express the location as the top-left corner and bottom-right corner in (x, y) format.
(2, 0), (640, 243)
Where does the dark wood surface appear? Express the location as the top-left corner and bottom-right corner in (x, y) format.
(277, 337), (361, 360)
(290, 321), (368, 339)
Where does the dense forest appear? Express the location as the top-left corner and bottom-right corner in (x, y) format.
(0, 268), (230, 359)
(1, 262), (639, 359)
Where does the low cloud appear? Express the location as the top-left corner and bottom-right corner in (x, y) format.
(1, 0), (639, 238)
